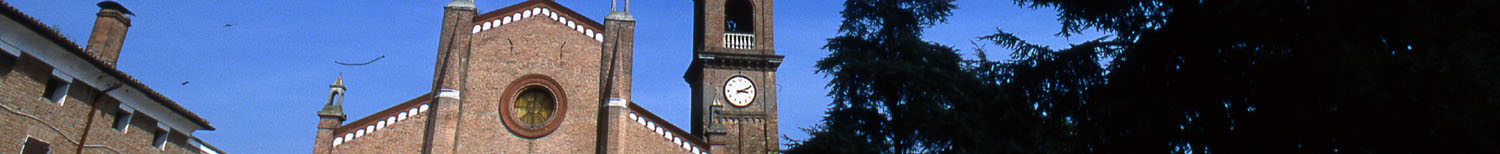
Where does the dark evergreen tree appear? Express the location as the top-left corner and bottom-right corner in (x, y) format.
(789, 0), (1085, 153)
(993, 0), (1500, 153)
(793, 0), (1500, 153)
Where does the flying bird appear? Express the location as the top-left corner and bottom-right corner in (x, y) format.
(180, 81), (190, 85)
(223, 24), (233, 27)
(336, 55), (386, 66)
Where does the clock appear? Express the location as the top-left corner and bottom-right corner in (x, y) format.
(723, 76), (756, 107)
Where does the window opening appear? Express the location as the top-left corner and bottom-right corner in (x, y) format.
(327, 92), (340, 105)
(42, 77), (69, 103)
(22, 137), (50, 154)
(152, 129), (169, 149)
(724, 0), (754, 33)
(0, 51), (16, 76)
(113, 110), (133, 131)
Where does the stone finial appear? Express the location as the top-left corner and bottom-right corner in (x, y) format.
(331, 74), (345, 88)
(611, 0), (633, 12)
(607, 0), (634, 21)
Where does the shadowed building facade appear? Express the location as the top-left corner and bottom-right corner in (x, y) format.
(0, 1), (225, 154)
(311, 0), (781, 153)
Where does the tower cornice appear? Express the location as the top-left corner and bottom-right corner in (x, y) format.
(692, 52), (783, 72)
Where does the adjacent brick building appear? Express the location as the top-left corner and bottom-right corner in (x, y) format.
(0, 1), (226, 154)
(313, 0), (782, 153)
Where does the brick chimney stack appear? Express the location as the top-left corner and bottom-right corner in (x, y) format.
(84, 1), (133, 67)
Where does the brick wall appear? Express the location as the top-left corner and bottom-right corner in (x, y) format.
(318, 1), (787, 153)
(613, 104), (710, 154)
(1, 52), (202, 154)
(451, 8), (604, 153)
(0, 53), (84, 154)
(331, 102), (430, 154)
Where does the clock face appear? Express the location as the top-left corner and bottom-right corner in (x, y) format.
(723, 76), (756, 107)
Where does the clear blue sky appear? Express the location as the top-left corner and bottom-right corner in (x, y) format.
(10, 0), (1100, 153)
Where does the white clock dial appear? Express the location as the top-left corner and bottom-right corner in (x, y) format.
(723, 76), (756, 107)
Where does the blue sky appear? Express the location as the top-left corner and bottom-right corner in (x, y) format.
(9, 0), (1101, 153)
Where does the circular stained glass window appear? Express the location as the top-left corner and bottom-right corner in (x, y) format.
(500, 75), (568, 138)
(513, 87), (555, 128)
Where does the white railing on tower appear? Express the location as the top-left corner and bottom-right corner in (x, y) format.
(723, 33), (755, 50)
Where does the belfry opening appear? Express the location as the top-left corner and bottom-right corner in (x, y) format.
(724, 0), (754, 33)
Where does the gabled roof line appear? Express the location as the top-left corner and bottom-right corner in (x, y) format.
(627, 103), (711, 154)
(470, 0), (607, 42)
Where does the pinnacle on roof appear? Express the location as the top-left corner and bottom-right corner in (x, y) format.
(331, 74), (345, 88)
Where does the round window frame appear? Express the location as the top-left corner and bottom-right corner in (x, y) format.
(499, 75), (568, 138)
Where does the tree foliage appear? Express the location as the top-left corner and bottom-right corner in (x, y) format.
(787, 0), (1067, 153)
(791, 0), (1500, 153)
(1005, 0), (1500, 153)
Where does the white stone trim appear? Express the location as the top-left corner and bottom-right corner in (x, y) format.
(156, 123), (171, 131)
(118, 103), (137, 113)
(335, 103), (432, 146)
(662, 128), (671, 139)
(608, 97), (628, 107)
(398, 112), (409, 121)
(466, 7), (602, 42)
(627, 111), (706, 154)
(50, 69), (74, 81)
(438, 89), (461, 99)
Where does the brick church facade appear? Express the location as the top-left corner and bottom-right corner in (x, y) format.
(312, 0), (783, 153)
(0, 1), (225, 154)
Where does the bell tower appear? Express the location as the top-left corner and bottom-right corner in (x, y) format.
(685, 0), (782, 153)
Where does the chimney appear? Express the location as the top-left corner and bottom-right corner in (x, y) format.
(84, 1), (133, 67)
